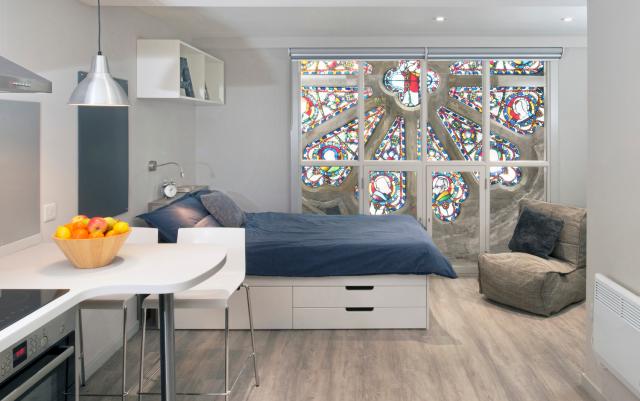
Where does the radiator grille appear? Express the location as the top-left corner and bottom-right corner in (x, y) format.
(595, 279), (640, 332)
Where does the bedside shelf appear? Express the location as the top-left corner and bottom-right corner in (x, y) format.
(137, 39), (224, 105)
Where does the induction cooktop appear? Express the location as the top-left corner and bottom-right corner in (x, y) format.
(0, 290), (69, 332)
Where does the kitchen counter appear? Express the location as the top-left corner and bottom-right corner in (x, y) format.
(0, 242), (226, 352)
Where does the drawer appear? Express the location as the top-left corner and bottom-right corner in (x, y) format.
(175, 286), (292, 330)
(293, 286), (426, 308)
(293, 307), (427, 329)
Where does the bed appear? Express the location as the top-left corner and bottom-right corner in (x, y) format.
(138, 191), (456, 329)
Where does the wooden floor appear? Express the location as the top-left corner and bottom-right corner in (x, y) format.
(83, 277), (593, 401)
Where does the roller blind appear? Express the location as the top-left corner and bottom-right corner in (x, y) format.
(426, 47), (563, 60)
(289, 47), (563, 60)
(289, 47), (426, 60)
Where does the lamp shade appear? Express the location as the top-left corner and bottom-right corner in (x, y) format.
(68, 54), (129, 107)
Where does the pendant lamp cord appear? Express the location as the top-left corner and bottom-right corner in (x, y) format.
(97, 0), (102, 55)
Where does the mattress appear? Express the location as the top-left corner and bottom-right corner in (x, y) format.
(245, 212), (456, 278)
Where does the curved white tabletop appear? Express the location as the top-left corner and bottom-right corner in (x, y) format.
(0, 243), (227, 350)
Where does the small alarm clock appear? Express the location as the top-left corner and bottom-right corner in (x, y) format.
(161, 181), (178, 198)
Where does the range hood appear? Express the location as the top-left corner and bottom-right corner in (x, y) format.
(0, 56), (52, 93)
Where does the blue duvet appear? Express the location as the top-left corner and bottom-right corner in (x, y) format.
(244, 212), (456, 278)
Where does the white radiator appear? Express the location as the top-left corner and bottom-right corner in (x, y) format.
(593, 273), (640, 398)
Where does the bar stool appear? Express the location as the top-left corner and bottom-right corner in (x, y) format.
(77, 227), (158, 400)
(138, 227), (259, 400)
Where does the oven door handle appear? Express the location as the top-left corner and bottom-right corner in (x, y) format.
(1, 346), (74, 401)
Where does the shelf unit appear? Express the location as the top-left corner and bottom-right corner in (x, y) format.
(137, 39), (224, 105)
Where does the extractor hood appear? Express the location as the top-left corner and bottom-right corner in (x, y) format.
(0, 56), (52, 93)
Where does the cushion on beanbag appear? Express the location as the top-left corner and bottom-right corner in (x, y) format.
(200, 191), (246, 227)
(508, 207), (564, 259)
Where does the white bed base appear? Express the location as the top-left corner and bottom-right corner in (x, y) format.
(175, 274), (429, 330)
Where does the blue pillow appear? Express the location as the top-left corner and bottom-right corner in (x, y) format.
(137, 195), (211, 243)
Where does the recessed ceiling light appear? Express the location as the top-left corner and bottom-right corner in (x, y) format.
(434, 16), (446, 22)
(561, 16), (574, 22)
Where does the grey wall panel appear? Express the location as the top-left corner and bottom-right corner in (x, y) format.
(0, 100), (40, 245)
(77, 72), (129, 217)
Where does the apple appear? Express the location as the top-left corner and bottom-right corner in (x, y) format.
(87, 217), (108, 234)
(104, 217), (117, 230)
(71, 215), (88, 224)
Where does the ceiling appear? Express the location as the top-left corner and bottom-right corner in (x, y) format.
(80, 0), (587, 46)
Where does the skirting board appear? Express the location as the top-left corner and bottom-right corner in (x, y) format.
(580, 372), (607, 401)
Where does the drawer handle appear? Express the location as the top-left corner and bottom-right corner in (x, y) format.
(345, 307), (374, 312)
(345, 286), (374, 291)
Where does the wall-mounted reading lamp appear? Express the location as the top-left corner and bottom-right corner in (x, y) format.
(148, 160), (185, 178)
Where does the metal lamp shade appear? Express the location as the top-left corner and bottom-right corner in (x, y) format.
(68, 54), (129, 107)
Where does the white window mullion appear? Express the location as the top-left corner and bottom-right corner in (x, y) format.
(290, 60), (302, 213)
(481, 59), (491, 253)
(420, 54), (428, 227)
(357, 62), (366, 215)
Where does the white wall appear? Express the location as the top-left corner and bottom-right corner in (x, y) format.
(553, 46), (588, 207)
(0, 0), (196, 377)
(196, 46), (588, 212)
(196, 48), (291, 212)
(584, 1), (640, 400)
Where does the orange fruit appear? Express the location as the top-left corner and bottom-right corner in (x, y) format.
(64, 223), (74, 231)
(72, 221), (85, 231)
(55, 226), (71, 239)
(89, 231), (104, 239)
(71, 228), (89, 239)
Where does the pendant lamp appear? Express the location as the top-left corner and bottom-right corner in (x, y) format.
(68, 0), (129, 107)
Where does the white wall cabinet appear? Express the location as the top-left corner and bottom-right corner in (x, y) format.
(137, 39), (224, 105)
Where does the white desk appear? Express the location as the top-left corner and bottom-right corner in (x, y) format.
(0, 243), (227, 401)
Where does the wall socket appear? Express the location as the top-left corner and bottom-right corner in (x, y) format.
(43, 203), (57, 223)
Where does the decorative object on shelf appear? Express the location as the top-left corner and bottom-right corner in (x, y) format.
(180, 57), (194, 98)
(137, 39), (224, 104)
(68, 0), (129, 107)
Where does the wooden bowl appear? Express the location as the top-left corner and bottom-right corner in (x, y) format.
(52, 231), (130, 269)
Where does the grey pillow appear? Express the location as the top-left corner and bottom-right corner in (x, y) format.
(508, 207), (564, 259)
(200, 191), (246, 227)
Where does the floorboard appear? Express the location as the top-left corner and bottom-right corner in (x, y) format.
(82, 277), (592, 401)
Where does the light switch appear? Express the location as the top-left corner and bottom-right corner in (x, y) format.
(43, 203), (57, 222)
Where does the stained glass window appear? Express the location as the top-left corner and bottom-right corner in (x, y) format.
(448, 86), (544, 135)
(449, 60), (483, 75)
(437, 106), (522, 186)
(369, 171), (407, 215)
(301, 166), (352, 188)
(301, 86), (372, 133)
(382, 60), (439, 108)
(416, 123), (469, 222)
(300, 60), (372, 75)
(303, 106), (385, 162)
(417, 123), (450, 161)
(491, 59), (544, 75)
(374, 117), (406, 160)
(449, 60), (545, 76)
(432, 172), (469, 222)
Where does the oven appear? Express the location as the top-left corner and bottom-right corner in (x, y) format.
(0, 336), (74, 401)
(0, 291), (75, 401)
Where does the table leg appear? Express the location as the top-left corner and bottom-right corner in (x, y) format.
(158, 293), (176, 401)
